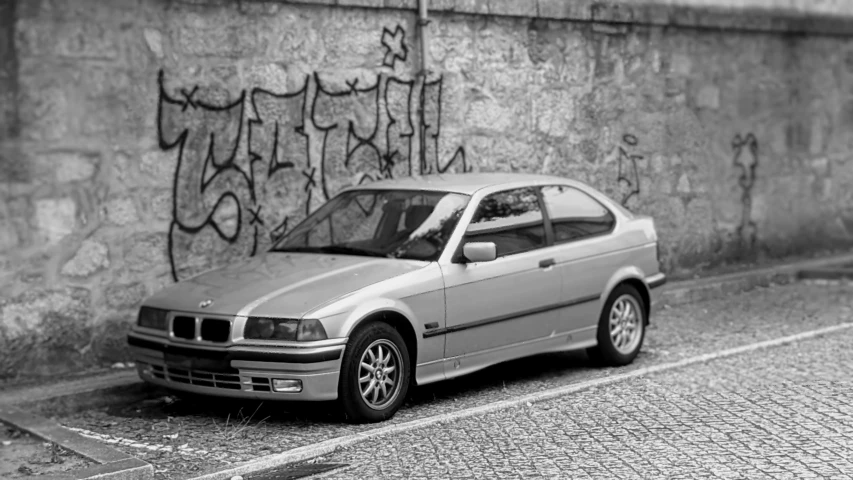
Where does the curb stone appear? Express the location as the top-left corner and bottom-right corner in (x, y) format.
(653, 252), (853, 308)
(0, 404), (153, 480)
(0, 370), (159, 479)
(1, 251), (852, 479)
(796, 263), (853, 281)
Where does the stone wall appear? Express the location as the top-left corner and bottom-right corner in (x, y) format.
(2, 0), (853, 377)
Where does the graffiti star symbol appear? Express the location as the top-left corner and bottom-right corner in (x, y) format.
(302, 167), (318, 193)
(381, 25), (408, 69)
(179, 86), (199, 112)
(248, 205), (264, 227)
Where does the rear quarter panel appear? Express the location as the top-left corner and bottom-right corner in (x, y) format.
(598, 214), (661, 317)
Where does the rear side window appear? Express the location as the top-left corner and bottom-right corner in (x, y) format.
(541, 185), (615, 244)
(465, 187), (546, 257)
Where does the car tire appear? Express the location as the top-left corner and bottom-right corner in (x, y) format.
(339, 322), (411, 424)
(587, 284), (646, 367)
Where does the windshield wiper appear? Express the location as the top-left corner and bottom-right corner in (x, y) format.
(271, 245), (390, 258)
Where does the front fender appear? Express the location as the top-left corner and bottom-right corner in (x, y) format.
(338, 298), (421, 339)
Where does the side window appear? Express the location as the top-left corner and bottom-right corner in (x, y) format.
(541, 185), (615, 244)
(465, 187), (546, 257)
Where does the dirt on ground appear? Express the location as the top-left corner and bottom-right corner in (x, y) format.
(0, 424), (95, 478)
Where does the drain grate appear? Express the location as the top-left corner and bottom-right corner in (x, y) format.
(246, 463), (348, 480)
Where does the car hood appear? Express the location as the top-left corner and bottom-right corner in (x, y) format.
(144, 253), (428, 318)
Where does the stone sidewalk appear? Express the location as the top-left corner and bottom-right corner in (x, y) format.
(313, 325), (853, 479)
(49, 280), (853, 479)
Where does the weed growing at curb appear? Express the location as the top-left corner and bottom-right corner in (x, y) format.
(212, 403), (271, 442)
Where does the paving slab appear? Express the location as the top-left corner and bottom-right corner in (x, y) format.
(308, 326), (853, 479)
(49, 281), (853, 479)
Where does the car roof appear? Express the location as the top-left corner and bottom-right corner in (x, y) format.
(345, 172), (583, 195)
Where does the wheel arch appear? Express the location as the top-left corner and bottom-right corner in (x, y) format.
(601, 267), (652, 325)
(349, 310), (418, 371)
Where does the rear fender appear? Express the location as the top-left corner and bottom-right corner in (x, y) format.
(601, 266), (652, 325)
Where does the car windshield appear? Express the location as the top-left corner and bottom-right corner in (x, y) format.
(270, 189), (471, 261)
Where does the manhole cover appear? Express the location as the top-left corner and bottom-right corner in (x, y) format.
(246, 463), (348, 480)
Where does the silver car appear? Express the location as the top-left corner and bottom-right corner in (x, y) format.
(128, 173), (666, 423)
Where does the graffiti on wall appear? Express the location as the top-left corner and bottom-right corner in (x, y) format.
(616, 133), (643, 207)
(157, 24), (470, 281)
(732, 133), (759, 248)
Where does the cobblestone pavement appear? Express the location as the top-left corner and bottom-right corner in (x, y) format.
(315, 328), (853, 479)
(53, 282), (853, 478)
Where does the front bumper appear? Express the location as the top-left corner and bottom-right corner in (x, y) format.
(128, 332), (346, 401)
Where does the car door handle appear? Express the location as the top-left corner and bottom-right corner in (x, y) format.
(539, 258), (556, 269)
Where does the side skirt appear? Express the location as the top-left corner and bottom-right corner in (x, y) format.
(414, 326), (598, 386)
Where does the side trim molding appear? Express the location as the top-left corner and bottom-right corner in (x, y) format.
(423, 293), (601, 339)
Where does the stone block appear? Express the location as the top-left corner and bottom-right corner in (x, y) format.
(0, 218), (19, 252)
(140, 150), (176, 181)
(33, 198), (77, 245)
(89, 316), (137, 364)
(695, 84), (720, 110)
(384, 0), (417, 8)
(488, 0), (536, 17)
(104, 198), (139, 226)
(534, 89), (574, 138)
(338, 0), (383, 7)
(175, 27), (263, 58)
(61, 240), (110, 277)
(124, 233), (168, 274)
(18, 82), (72, 142)
(143, 28), (165, 59)
(150, 190), (174, 221)
(0, 287), (90, 339)
(104, 283), (149, 310)
(35, 151), (99, 183)
(464, 99), (514, 133)
(237, 1), (283, 15)
(536, 0), (577, 20)
(17, 20), (120, 60)
(245, 63), (289, 93)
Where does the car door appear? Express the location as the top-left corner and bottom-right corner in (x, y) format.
(538, 184), (621, 340)
(440, 186), (562, 360)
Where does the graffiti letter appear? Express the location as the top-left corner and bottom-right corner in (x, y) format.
(312, 74), (382, 199)
(421, 77), (468, 175)
(248, 80), (310, 245)
(732, 133), (759, 248)
(157, 71), (251, 281)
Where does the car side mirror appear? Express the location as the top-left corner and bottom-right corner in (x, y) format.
(462, 242), (497, 263)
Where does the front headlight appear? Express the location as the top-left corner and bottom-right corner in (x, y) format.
(243, 317), (328, 341)
(296, 319), (328, 341)
(137, 307), (168, 330)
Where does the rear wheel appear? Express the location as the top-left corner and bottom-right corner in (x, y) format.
(587, 284), (646, 366)
(339, 322), (410, 423)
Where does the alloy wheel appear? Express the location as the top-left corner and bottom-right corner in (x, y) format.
(609, 294), (643, 355)
(358, 339), (403, 410)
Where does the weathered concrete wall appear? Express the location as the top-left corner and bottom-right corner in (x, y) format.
(2, 0), (853, 377)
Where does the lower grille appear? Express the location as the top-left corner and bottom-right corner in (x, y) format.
(140, 362), (273, 392)
(143, 363), (240, 390)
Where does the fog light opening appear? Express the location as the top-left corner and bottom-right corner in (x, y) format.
(272, 379), (303, 393)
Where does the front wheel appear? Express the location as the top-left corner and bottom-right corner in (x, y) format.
(587, 284), (646, 366)
(338, 322), (410, 423)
